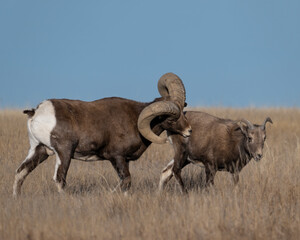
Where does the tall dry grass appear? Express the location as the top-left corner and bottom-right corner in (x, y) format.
(0, 108), (299, 240)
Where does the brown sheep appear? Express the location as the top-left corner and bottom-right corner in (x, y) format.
(13, 73), (192, 196)
(159, 111), (272, 193)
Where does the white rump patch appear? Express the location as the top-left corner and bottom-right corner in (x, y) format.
(29, 100), (56, 148)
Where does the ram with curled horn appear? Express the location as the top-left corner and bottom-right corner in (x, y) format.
(159, 111), (273, 193)
(13, 73), (192, 196)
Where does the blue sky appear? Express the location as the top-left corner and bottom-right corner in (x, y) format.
(0, 0), (299, 108)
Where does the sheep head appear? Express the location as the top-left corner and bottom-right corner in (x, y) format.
(137, 73), (191, 144)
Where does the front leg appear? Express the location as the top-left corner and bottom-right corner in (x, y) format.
(205, 165), (216, 187)
(232, 172), (239, 185)
(172, 166), (187, 194)
(229, 162), (241, 185)
(172, 156), (190, 194)
(110, 157), (131, 194)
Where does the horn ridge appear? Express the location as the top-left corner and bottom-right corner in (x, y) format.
(138, 101), (180, 144)
(157, 72), (186, 110)
(240, 119), (254, 129)
(261, 117), (273, 130)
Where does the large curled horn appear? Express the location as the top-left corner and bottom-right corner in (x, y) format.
(157, 72), (186, 110)
(261, 117), (273, 130)
(240, 119), (254, 129)
(138, 101), (180, 144)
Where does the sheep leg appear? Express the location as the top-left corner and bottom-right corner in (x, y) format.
(232, 172), (240, 185)
(111, 157), (131, 194)
(159, 158), (190, 193)
(172, 158), (190, 194)
(52, 146), (73, 193)
(158, 159), (175, 192)
(13, 144), (49, 196)
(230, 162), (240, 185)
(205, 165), (216, 187)
(173, 168), (187, 194)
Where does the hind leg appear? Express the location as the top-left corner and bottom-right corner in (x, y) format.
(52, 144), (74, 193)
(158, 159), (175, 192)
(13, 144), (49, 196)
(159, 158), (190, 193)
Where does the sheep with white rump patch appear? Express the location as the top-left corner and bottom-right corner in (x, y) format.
(13, 73), (192, 196)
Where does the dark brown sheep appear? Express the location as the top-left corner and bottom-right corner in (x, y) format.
(13, 73), (192, 196)
(159, 111), (272, 193)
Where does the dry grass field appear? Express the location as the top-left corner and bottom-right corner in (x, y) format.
(0, 108), (299, 240)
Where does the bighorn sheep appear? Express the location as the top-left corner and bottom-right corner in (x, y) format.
(159, 111), (272, 192)
(13, 73), (192, 196)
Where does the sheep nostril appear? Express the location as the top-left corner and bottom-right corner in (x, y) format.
(189, 129), (192, 133)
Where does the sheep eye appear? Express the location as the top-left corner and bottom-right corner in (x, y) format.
(248, 137), (253, 143)
(166, 119), (173, 125)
